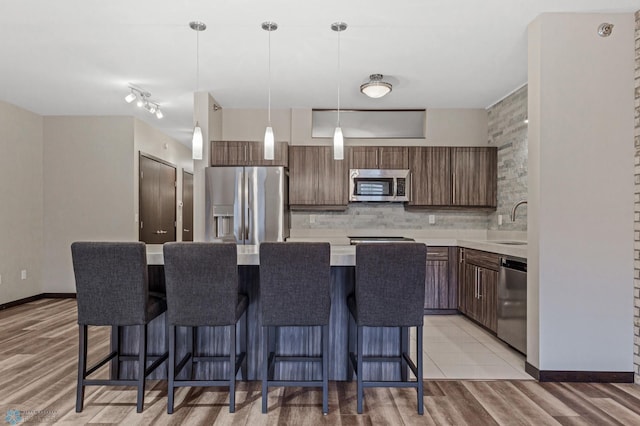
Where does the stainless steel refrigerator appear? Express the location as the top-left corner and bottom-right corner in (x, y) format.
(205, 166), (289, 244)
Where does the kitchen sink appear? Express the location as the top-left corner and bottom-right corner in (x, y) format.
(491, 240), (527, 245)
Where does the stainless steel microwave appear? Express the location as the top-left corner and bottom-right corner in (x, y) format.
(349, 169), (411, 202)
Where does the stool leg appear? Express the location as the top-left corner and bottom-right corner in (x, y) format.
(136, 324), (147, 413)
(322, 324), (329, 415)
(357, 325), (364, 414)
(242, 310), (248, 381)
(111, 325), (120, 380)
(417, 325), (424, 415)
(400, 326), (407, 382)
(261, 326), (269, 414)
(229, 324), (236, 413)
(75, 324), (87, 412)
(167, 325), (175, 414)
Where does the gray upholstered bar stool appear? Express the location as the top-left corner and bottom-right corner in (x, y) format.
(162, 242), (248, 414)
(71, 242), (168, 413)
(259, 242), (331, 414)
(347, 243), (426, 415)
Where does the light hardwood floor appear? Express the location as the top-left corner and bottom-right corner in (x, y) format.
(1, 299), (639, 425)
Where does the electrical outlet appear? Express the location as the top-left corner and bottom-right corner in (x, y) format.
(310, 215), (316, 224)
(498, 215), (503, 226)
(428, 215), (435, 225)
(21, 270), (27, 280)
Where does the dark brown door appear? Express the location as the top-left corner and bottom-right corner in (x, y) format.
(182, 171), (193, 242)
(139, 154), (176, 244)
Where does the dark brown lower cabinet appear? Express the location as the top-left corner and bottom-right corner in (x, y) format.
(424, 247), (458, 312)
(458, 248), (499, 332)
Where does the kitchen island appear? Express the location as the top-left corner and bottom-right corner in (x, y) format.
(119, 245), (402, 382)
(118, 241), (526, 382)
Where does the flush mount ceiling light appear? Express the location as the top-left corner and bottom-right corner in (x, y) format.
(331, 22), (347, 161)
(190, 20), (206, 160)
(262, 21), (278, 161)
(360, 74), (392, 98)
(124, 86), (163, 119)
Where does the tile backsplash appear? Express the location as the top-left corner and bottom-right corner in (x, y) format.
(292, 204), (489, 230)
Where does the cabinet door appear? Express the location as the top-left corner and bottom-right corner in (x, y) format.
(463, 264), (480, 321)
(408, 147), (451, 206)
(479, 268), (498, 332)
(317, 146), (349, 206)
(451, 147), (497, 207)
(350, 146), (378, 169)
(424, 247), (450, 309)
(289, 146), (319, 205)
(226, 141), (249, 165)
(378, 146), (408, 169)
(211, 141), (228, 165)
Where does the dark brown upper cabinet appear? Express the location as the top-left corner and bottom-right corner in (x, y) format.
(350, 146), (408, 169)
(408, 146), (496, 209)
(289, 145), (349, 210)
(211, 141), (288, 167)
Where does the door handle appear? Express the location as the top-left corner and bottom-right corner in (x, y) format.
(155, 230), (167, 235)
(183, 229), (190, 232)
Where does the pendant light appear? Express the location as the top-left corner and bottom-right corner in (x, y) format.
(190, 21), (206, 160)
(262, 21), (277, 160)
(331, 22), (347, 160)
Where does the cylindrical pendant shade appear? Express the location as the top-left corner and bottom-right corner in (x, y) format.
(192, 124), (203, 160)
(264, 126), (275, 160)
(333, 127), (344, 160)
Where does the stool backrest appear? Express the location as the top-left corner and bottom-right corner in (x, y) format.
(260, 242), (331, 326)
(355, 243), (427, 327)
(71, 241), (148, 326)
(163, 242), (239, 326)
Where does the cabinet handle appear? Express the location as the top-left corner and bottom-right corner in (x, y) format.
(452, 172), (456, 203)
(477, 269), (482, 299)
(244, 145), (248, 162)
(376, 149), (379, 168)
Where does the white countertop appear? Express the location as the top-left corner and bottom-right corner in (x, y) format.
(146, 239), (526, 266)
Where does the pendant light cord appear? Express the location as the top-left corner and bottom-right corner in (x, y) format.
(195, 28), (200, 124)
(337, 28), (341, 127)
(268, 28), (272, 125)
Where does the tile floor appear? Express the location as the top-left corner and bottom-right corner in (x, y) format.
(411, 314), (533, 380)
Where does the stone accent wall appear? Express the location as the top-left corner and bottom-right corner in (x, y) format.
(634, 9), (640, 385)
(487, 85), (528, 231)
(291, 204), (489, 230)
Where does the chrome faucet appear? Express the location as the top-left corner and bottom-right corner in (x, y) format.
(510, 200), (527, 222)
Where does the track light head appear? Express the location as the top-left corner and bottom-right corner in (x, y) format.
(124, 91), (136, 103)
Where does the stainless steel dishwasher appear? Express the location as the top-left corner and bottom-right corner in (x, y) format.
(497, 257), (527, 355)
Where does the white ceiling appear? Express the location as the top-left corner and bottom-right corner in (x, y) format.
(0, 0), (637, 145)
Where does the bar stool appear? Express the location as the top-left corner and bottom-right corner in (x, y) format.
(347, 243), (426, 415)
(259, 242), (331, 414)
(162, 242), (248, 414)
(71, 242), (168, 413)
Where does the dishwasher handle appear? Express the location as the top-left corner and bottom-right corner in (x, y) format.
(501, 258), (527, 272)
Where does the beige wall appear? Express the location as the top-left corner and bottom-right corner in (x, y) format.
(43, 116), (135, 293)
(222, 107), (488, 147)
(528, 13), (635, 372)
(0, 101), (44, 304)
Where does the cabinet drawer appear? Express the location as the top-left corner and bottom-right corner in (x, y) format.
(463, 248), (500, 271)
(427, 246), (449, 261)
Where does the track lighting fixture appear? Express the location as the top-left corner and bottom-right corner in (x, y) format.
(125, 86), (163, 119)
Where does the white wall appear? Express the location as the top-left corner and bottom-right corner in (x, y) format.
(528, 13), (635, 372)
(223, 107), (488, 147)
(43, 116), (135, 293)
(134, 119), (191, 241)
(0, 101), (43, 304)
